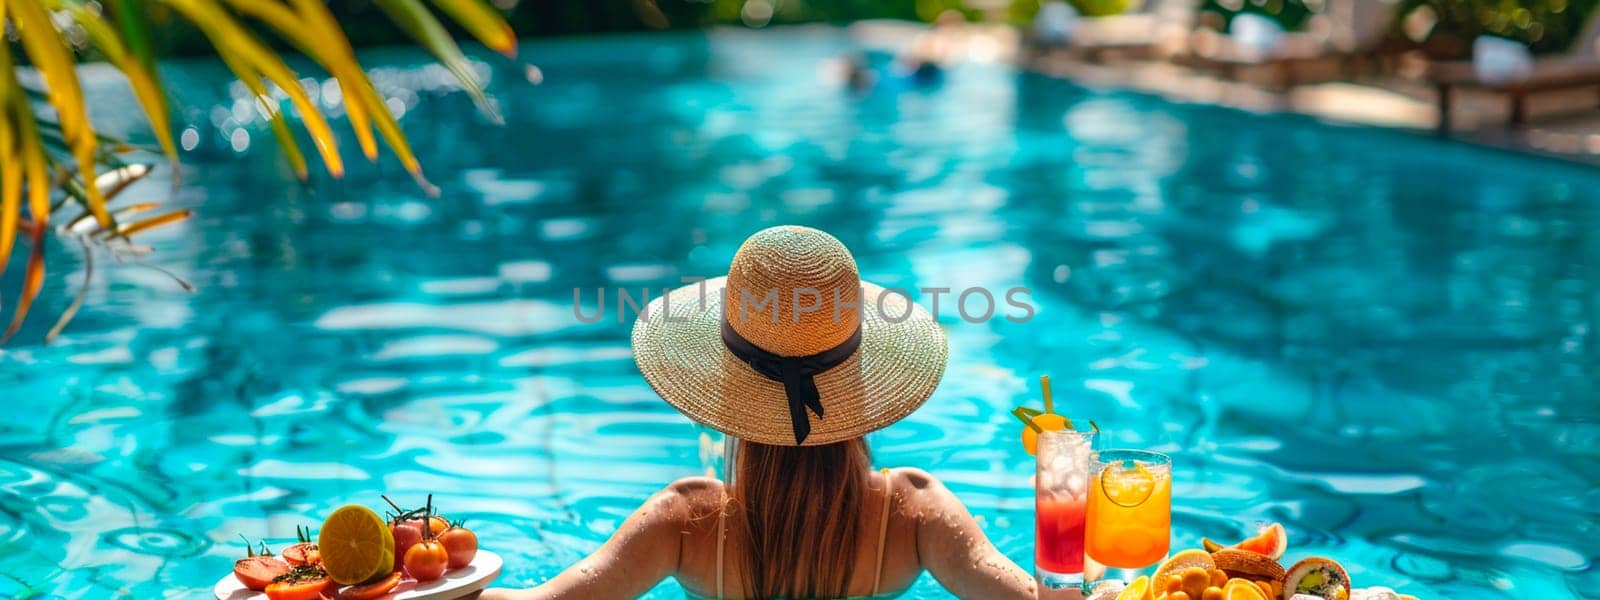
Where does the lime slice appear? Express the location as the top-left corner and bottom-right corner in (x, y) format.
(318, 504), (395, 585)
(1099, 460), (1156, 508)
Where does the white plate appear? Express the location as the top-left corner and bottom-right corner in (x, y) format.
(214, 550), (502, 600)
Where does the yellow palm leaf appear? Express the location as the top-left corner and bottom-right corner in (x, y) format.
(8, 0), (108, 226)
(428, 0), (518, 58)
(117, 209), (193, 238)
(1, 222), (46, 344)
(2, 81), (54, 344)
(374, 0), (504, 125)
(49, 0), (180, 166)
(222, 0), (380, 162)
(0, 24), (20, 290)
(216, 50), (310, 180)
(161, 0), (344, 177)
(0, 134), (19, 295)
(292, 0), (434, 191)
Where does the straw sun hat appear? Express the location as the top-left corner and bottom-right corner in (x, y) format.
(631, 226), (948, 446)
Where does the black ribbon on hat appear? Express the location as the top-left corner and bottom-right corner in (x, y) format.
(720, 318), (862, 445)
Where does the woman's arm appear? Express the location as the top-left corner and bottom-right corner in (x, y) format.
(899, 468), (1043, 600)
(481, 477), (718, 600)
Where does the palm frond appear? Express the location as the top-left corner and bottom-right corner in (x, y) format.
(2, 80), (55, 344)
(0, 0), (518, 344)
(428, 0), (518, 58)
(374, 0), (505, 125)
(161, 0), (345, 177)
(8, 0), (108, 226)
(49, 0), (180, 166)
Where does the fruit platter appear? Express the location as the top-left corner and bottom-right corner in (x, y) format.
(1085, 523), (1420, 600)
(215, 495), (500, 600)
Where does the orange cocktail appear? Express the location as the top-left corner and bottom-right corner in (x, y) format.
(1084, 449), (1171, 570)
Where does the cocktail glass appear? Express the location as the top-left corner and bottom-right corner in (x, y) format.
(1084, 449), (1172, 589)
(1034, 427), (1098, 589)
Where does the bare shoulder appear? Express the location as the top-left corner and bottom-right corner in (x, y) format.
(657, 476), (727, 523)
(886, 467), (963, 518)
(665, 475), (726, 499)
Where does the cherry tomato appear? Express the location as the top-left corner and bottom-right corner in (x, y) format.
(390, 520), (423, 573)
(405, 515), (448, 536)
(234, 556), (291, 591)
(438, 525), (478, 569)
(337, 571), (403, 600)
(263, 566), (331, 600)
(404, 539), (450, 582)
(281, 542), (320, 567)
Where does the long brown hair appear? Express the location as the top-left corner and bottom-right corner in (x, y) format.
(731, 437), (873, 599)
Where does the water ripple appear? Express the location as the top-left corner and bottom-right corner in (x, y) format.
(4, 30), (1597, 599)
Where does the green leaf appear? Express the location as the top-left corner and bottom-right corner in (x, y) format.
(374, 0), (504, 124)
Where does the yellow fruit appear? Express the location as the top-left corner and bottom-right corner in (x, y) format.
(1169, 593), (1192, 600)
(1021, 413), (1068, 455)
(1181, 568), (1212, 592)
(1203, 587), (1224, 600)
(1164, 575), (1184, 593)
(1209, 569), (1229, 588)
(318, 505), (396, 585)
(1154, 549), (1218, 586)
(1222, 579), (1269, 600)
(1115, 575), (1152, 600)
(1100, 460), (1157, 507)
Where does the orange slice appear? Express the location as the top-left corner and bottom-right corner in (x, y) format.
(1222, 578), (1269, 600)
(1114, 575), (1152, 600)
(318, 505), (395, 585)
(1154, 549), (1217, 586)
(1100, 460), (1156, 507)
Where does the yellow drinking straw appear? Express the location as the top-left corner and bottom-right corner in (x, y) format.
(1040, 374), (1054, 414)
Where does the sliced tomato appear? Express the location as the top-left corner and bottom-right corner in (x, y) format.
(264, 576), (331, 600)
(281, 542), (321, 566)
(234, 556), (292, 591)
(336, 571), (403, 600)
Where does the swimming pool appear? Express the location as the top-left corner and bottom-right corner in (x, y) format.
(1, 25), (1596, 599)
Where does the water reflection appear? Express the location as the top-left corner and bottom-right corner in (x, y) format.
(1, 28), (1597, 599)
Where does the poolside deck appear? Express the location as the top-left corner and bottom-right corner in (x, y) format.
(1024, 50), (1600, 166)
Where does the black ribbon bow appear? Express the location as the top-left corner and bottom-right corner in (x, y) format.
(720, 318), (862, 445)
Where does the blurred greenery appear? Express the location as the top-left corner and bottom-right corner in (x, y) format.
(1194, 0), (1595, 55)
(1397, 0), (1598, 55)
(1199, 0), (1314, 33)
(129, 0), (1597, 58)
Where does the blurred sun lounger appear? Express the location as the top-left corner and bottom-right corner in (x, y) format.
(1425, 13), (1600, 132)
(1178, 0), (1404, 87)
(1029, 0), (1197, 62)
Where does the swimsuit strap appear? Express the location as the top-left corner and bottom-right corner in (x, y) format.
(871, 468), (893, 596)
(716, 486), (727, 600)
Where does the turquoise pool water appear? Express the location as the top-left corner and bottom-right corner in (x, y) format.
(2, 26), (1597, 599)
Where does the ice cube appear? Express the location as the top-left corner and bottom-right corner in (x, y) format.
(1066, 473), (1087, 497)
